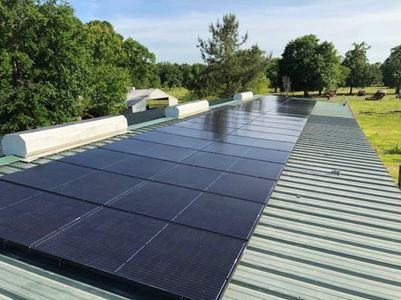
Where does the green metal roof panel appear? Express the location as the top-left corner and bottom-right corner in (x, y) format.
(223, 101), (401, 300)
(311, 101), (355, 118)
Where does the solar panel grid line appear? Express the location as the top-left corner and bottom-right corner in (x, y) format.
(113, 222), (170, 273)
(29, 205), (103, 248)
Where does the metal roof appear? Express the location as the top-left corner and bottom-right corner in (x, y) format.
(223, 101), (401, 300)
(126, 88), (178, 107)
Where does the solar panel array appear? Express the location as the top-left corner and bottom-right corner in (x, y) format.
(0, 96), (314, 300)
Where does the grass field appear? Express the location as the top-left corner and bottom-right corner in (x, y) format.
(165, 87), (219, 103)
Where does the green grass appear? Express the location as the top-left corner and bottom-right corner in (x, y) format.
(164, 87), (193, 102)
(281, 87), (401, 184)
(164, 87), (219, 103)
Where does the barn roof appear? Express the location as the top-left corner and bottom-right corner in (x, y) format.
(126, 88), (178, 107)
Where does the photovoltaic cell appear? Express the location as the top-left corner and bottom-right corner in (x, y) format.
(103, 155), (175, 179)
(117, 224), (245, 300)
(110, 181), (201, 220)
(175, 193), (263, 239)
(202, 142), (250, 157)
(53, 171), (143, 204)
(60, 148), (132, 169)
(0, 181), (41, 208)
(207, 172), (275, 203)
(172, 122), (236, 133)
(35, 208), (167, 273)
(231, 129), (299, 143)
(157, 125), (226, 140)
(245, 147), (290, 164)
(201, 137), (291, 162)
(220, 135), (295, 152)
(182, 151), (240, 171)
(132, 131), (213, 150)
(0, 192), (96, 245)
(102, 138), (197, 162)
(239, 124), (302, 137)
(227, 158), (283, 180)
(154, 164), (222, 190)
(2, 161), (93, 190)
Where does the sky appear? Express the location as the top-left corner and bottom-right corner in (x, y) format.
(69, 0), (401, 64)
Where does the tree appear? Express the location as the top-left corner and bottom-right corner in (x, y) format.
(123, 38), (160, 88)
(342, 42), (371, 94)
(382, 45), (401, 94)
(197, 14), (267, 98)
(367, 63), (383, 86)
(0, 0), (89, 134)
(84, 21), (130, 117)
(158, 62), (183, 89)
(279, 34), (341, 97)
(266, 57), (280, 92)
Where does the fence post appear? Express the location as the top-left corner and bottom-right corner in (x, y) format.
(399, 165), (401, 189)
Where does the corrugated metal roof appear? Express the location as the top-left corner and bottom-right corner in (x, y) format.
(223, 101), (401, 300)
(126, 88), (177, 107)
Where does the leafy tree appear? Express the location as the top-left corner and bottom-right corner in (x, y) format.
(366, 63), (383, 86)
(0, 0), (89, 134)
(180, 63), (206, 91)
(342, 42), (371, 94)
(84, 21), (130, 117)
(123, 38), (160, 88)
(382, 45), (401, 94)
(279, 34), (341, 97)
(266, 57), (280, 92)
(158, 62), (183, 89)
(248, 74), (270, 95)
(197, 14), (267, 98)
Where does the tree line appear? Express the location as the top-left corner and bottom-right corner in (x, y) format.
(1, 2), (400, 135)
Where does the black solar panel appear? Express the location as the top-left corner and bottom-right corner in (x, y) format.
(240, 124), (302, 137)
(110, 181), (201, 220)
(0, 192), (96, 245)
(103, 155), (174, 179)
(154, 164), (222, 190)
(172, 121), (236, 133)
(35, 208), (167, 273)
(0, 96), (315, 300)
(182, 151), (240, 170)
(102, 138), (197, 162)
(0, 181), (41, 208)
(3, 161), (93, 190)
(53, 170), (143, 204)
(132, 131), (213, 150)
(175, 193), (263, 239)
(219, 134), (295, 151)
(206, 172), (276, 203)
(157, 125), (226, 140)
(231, 129), (299, 143)
(227, 158), (283, 180)
(60, 148), (132, 169)
(116, 224), (245, 300)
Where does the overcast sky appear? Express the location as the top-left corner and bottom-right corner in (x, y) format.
(69, 0), (401, 64)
